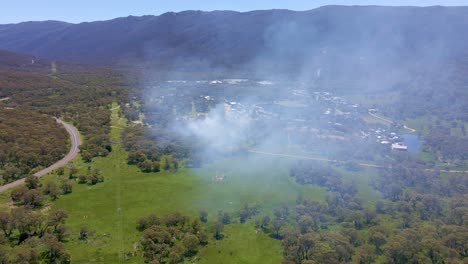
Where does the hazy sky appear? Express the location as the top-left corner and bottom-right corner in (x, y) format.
(2, 0), (468, 24)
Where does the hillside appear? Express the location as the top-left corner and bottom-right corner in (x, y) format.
(0, 49), (50, 70)
(0, 6), (467, 72)
(0, 7), (467, 263)
(3, 6), (467, 120)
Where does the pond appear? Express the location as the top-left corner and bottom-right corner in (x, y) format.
(401, 134), (422, 154)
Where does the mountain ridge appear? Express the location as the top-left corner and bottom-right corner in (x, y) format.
(0, 5), (467, 75)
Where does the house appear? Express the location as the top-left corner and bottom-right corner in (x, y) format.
(391, 143), (408, 151)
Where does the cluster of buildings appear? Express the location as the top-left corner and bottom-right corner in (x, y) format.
(362, 128), (408, 151)
(153, 79), (410, 151)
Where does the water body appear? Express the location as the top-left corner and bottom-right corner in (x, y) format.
(401, 134), (422, 154)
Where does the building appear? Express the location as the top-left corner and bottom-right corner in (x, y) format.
(391, 143), (408, 151)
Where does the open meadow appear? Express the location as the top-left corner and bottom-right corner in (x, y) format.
(2, 105), (350, 263)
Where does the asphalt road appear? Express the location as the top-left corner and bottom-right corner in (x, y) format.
(0, 118), (81, 193)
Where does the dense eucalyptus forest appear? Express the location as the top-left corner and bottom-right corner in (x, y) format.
(0, 55), (130, 164)
(0, 108), (68, 183)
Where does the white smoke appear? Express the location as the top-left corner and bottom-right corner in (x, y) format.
(175, 103), (252, 153)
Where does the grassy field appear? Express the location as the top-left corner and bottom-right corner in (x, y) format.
(342, 91), (401, 108)
(275, 100), (307, 108)
(32, 104), (329, 263)
(362, 114), (392, 125)
(0, 103), (384, 263)
(197, 222), (283, 264)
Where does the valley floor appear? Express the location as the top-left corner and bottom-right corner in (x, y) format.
(37, 105), (296, 263)
(0, 103), (385, 263)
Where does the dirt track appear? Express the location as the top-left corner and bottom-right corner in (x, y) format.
(248, 150), (467, 174)
(0, 118), (80, 193)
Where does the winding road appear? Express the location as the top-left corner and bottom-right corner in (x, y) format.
(0, 118), (81, 193)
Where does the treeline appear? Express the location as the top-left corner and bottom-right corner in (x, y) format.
(0, 64), (130, 164)
(384, 55), (468, 123)
(0, 172), (74, 264)
(0, 163), (102, 263)
(10, 173), (74, 207)
(0, 108), (68, 183)
(122, 126), (200, 173)
(136, 212), (209, 263)
(424, 125), (468, 163)
(259, 157), (468, 263)
(0, 208), (71, 263)
(290, 161), (358, 197)
(129, 155), (466, 263)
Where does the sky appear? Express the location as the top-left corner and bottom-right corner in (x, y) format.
(2, 0), (468, 24)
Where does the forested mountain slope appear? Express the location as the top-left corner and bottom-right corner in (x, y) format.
(0, 6), (467, 71)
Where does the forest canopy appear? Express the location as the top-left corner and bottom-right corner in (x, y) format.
(0, 108), (68, 183)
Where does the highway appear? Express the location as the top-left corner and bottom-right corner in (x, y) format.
(0, 118), (81, 193)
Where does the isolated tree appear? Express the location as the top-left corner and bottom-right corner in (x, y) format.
(78, 175), (87, 184)
(10, 186), (28, 203)
(127, 150), (147, 165)
(56, 167), (65, 176)
(182, 234), (199, 256)
(68, 165), (78, 179)
(0, 212), (13, 238)
(25, 175), (39, 189)
(221, 212), (231, 225)
(137, 213), (161, 231)
(168, 245), (185, 264)
(218, 211), (230, 225)
(261, 215), (271, 229)
(54, 224), (69, 242)
(61, 180), (73, 194)
(81, 151), (93, 163)
(213, 221), (224, 240)
(88, 174), (99, 185)
(274, 206), (290, 220)
(199, 209), (208, 223)
(298, 215), (314, 234)
(10, 207), (46, 241)
(12, 245), (39, 264)
(151, 161), (160, 172)
(79, 225), (93, 240)
(43, 182), (60, 200)
(140, 160), (153, 173)
(48, 210), (68, 232)
(271, 219), (285, 239)
(22, 189), (44, 208)
(239, 209), (249, 223)
(41, 233), (71, 263)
